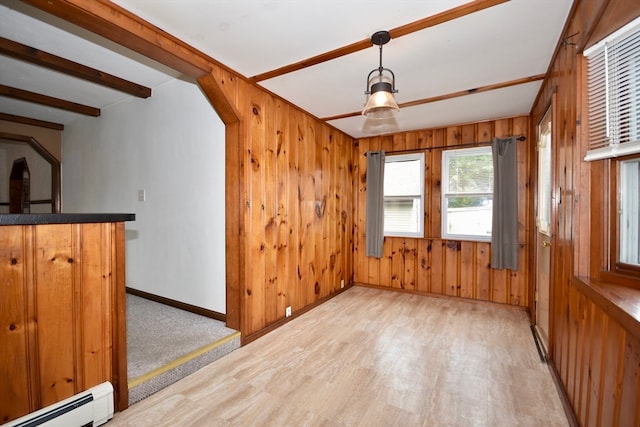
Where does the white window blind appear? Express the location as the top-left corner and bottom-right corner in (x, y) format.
(584, 16), (640, 161)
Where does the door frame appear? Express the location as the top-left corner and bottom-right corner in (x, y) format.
(532, 92), (556, 358)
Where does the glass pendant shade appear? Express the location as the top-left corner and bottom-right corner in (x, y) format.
(363, 80), (399, 119)
(362, 30), (399, 120)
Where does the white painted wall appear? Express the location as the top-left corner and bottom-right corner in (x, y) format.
(62, 77), (226, 313)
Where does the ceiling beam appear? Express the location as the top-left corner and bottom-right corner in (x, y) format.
(0, 84), (100, 116)
(250, 0), (509, 82)
(19, 0), (243, 128)
(20, 0), (219, 79)
(0, 36), (151, 98)
(321, 74), (546, 122)
(389, 0), (508, 38)
(0, 112), (64, 130)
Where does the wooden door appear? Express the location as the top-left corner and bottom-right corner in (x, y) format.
(534, 105), (553, 355)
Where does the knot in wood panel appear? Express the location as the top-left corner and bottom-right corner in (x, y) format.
(314, 201), (325, 218)
(251, 156), (260, 170)
(446, 241), (461, 251)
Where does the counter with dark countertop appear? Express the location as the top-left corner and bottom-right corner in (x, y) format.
(0, 213), (135, 225)
(0, 213), (133, 422)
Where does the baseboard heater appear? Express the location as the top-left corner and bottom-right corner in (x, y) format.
(6, 382), (114, 427)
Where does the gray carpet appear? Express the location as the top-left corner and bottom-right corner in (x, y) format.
(126, 294), (240, 404)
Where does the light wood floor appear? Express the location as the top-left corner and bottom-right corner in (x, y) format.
(109, 286), (569, 426)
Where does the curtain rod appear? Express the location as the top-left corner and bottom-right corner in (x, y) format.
(364, 135), (526, 156)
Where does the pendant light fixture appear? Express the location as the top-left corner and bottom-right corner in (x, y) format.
(362, 30), (399, 119)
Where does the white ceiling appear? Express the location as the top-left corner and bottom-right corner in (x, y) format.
(0, 0), (573, 138)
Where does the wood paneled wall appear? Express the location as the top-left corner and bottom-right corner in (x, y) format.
(530, 0), (640, 425)
(210, 69), (355, 340)
(353, 117), (531, 308)
(20, 0), (357, 343)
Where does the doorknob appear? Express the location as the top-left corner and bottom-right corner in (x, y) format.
(542, 240), (551, 247)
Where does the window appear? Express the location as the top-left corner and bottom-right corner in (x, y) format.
(537, 107), (552, 236)
(383, 153), (424, 237)
(442, 146), (493, 241)
(585, 17), (640, 286)
(618, 158), (640, 269)
(584, 16), (640, 161)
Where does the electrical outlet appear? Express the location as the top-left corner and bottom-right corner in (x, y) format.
(285, 306), (292, 317)
(341, 279), (345, 288)
(137, 189), (146, 202)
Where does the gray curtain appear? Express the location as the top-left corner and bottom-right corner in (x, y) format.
(491, 137), (518, 270)
(366, 151), (385, 258)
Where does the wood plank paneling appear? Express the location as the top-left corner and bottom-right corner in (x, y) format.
(460, 241), (474, 299)
(416, 239), (431, 293)
(212, 74), (355, 340)
(560, 278), (640, 427)
(477, 243), (491, 302)
(0, 226), (31, 423)
(431, 240), (445, 295)
(445, 240), (459, 297)
(34, 224), (76, 406)
(275, 98), (289, 321)
(246, 87), (267, 334)
(619, 333), (640, 426)
(353, 118), (531, 308)
(77, 223), (113, 391)
(0, 222), (127, 422)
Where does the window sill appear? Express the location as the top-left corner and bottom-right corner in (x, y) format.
(574, 276), (640, 339)
(441, 235), (491, 243)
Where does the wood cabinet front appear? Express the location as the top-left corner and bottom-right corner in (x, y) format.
(0, 222), (128, 423)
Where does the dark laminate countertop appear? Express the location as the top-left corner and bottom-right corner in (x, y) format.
(0, 213), (135, 225)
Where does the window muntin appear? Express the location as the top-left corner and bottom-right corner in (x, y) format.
(383, 153), (424, 237)
(442, 146), (493, 241)
(619, 158), (640, 268)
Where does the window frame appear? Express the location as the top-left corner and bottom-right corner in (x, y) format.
(583, 17), (640, 289)
(441, 145), (493, 242)
(609, 155), (640, 283)
(382, 152), (425, 238)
